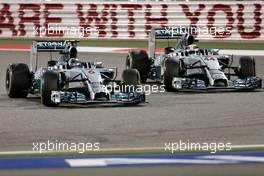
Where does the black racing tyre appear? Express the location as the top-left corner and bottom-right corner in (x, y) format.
(239, 56), (256, 78)
(127, 50), (151, 83)
(6, 63), (31, 98)
(164, 57), (180, 92)
(122, 69), (140, 92)
(41, 70), (59, 107)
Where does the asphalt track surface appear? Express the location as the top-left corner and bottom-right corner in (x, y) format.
(1, 164), (264, 176)
(0, 51), (264, 175)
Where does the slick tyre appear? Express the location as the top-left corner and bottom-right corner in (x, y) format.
(239, 56), (256, 78)
(6, 63), (31, 98)
(122, 69), (140, 93)
(126, 50), (151, 83)
(41, 70), (59, 107)
(164, 58), (180, 92)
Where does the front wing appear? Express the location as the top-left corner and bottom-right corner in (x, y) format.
(50, 91), (145, 105)
(172, 77), (262, 92)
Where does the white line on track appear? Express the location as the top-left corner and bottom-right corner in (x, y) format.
(65, 158), (238, 167)
(200, 155), (264, 162)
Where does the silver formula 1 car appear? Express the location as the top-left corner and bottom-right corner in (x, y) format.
(6, 40), (145, 106)
(126, 28), (262, 92)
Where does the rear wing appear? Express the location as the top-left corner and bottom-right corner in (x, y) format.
(153, 27), (191, 39)
(30, 40), (79, 72)
(148, 27), (193, 58)
(34, 41), (66, 52)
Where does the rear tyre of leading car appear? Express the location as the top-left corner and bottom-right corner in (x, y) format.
(126, 50), (151, 83)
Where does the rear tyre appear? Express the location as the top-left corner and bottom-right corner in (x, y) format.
(239, 56), (256, 78)
(164, 58), (180, 92)
(127, 50), (151, 83)
(41, 70), (59, 107)
(122, 69), (140, 92)
(6, 63), (31, 98)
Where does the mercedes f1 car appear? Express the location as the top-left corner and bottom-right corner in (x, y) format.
(126, 28), (262, 91)
(6, 40), (145, 106)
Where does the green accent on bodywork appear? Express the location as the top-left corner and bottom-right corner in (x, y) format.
(35, 79), (41, 92)
(155, 65), (162, 79)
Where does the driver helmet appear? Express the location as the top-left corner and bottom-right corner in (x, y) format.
(60, 45), (78, 62)
(68, 58), (81, 68)
(164, 47), (175, 54)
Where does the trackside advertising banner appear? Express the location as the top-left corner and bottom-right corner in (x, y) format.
(0, 1), (263, 40)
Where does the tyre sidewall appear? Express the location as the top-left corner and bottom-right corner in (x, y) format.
(41, 71), (59, 107)
(164, 58), (180, 92)
(128, 50), (150, 83)
(6, 63), (30, 98)
(239, 56), (256, 78)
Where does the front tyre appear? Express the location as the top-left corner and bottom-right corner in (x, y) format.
(6, 63), (31, 98)
(239, 56), (256, 78)
(164, 58), (180, 92)
(41, 70), (59, 107)
(122, 69), (140, 92)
